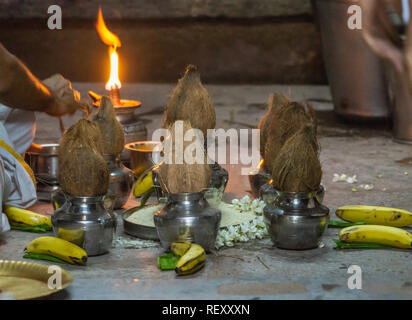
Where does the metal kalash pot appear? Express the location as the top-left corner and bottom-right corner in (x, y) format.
(154, 192), (221, 252)
(24, 143), (60, 201)
(261, 184), (329, 250)
(52, 194), (117, 256)
(104, 154), (134, 209)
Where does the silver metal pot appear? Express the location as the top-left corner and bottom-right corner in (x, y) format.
(154, 192), (221, 252)
(104, 154), (134, 209)
(248, 166), (272, 198)
(24, 143), (59, 201)
(52, 194), (117, 256)
(263, 186), (329, 250)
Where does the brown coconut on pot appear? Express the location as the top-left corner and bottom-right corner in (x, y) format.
(58, 119), (110, 197)
(264, 101), (317, 173)
(162, 65), (216, 139)
(270, 123), (322, 193)
(258, 93), (290, 160)
(158, 120), (211, 194)
(93, 96), (124, 155)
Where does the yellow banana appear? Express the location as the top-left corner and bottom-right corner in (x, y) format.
(336, 205), (412, 227)
(5, 206), (52, 228)
(175, 243), (206, 276)
(171, 241), (192, 257)
(134, 171), (154, 197)
(339, 225), (412, 249)
(25, 236), (88, 265)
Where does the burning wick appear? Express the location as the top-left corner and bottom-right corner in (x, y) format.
(96, 7), (122, 107)
(107, 47), (121, 106)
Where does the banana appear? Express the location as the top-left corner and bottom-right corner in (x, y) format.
(171, 241), (192, 257)
(336, 205), (412, 227)
(5, 206), (52, 228)
(25, 236), (88, 265)
(339, 225), (412, 249)
(175, 243), (206, 276)
(134, 171), (154, 198)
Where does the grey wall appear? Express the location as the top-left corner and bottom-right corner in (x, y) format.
(0, 0), (326, 84)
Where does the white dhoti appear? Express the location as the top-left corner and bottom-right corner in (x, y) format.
(0, 105), (37, 233)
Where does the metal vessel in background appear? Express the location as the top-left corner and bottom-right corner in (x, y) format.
(312, 0), (390, 120)
(24, 143), (59, 201)
(263, 184), (329, 250)
(154, 192), (221, 252)
(52, 194), (117, 256)
(125, 141), (162, 178)
(104, 154), (134, 209)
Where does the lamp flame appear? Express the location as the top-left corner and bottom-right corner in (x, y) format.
(96, 7), (121, 91)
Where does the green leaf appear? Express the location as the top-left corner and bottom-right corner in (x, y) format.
(11, 224), (50, 233)
(137, 188), (155, 210)
(328, 220), (367, 228)
(157, 252), (179, 271)
(23, 253), (69, 264)
(333, 239), (392, 250)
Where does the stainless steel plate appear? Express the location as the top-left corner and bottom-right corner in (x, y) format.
(122, 206), (160, 241)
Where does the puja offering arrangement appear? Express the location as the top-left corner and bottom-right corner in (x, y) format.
(93, 96), (134, 209)
(58, 119), (109, 197)
(162, 65), (216, 138)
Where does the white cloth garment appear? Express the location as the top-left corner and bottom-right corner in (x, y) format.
(0, 104), (37, 232)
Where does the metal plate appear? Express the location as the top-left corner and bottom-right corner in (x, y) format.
(122, 206), (160, 241)
(0, 260), (73, 300)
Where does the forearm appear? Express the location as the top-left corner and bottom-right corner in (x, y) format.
(0, 44), (54, 112)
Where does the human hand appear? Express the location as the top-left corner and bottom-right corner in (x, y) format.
(42, 74), (90, 117)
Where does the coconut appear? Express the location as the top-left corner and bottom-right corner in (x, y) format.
(258, 93), (290, 159)
(271, 123), (321, 193)
(162, 65), (215, 138)
(58, 119), (110, 196)
(93, 96), (124, 155)
(158, 120), (211, 194)
(264, 101), (317, 173)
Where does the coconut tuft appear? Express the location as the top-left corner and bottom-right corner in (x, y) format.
(270, 123), (321, 193)
(93, 96), (125, 155)
(162, 65), (215, 138)
(158, 120), (211, 194)
(258, 93), (290, 160)
(264, 101), (317, 173)
(58, 119), (110, 196)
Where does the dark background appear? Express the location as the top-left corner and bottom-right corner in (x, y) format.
(0, 0), (326, 84)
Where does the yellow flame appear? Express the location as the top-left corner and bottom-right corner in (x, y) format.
(106, 47), (121, 90)
(96, 7), (121, 48)
(96, 7), (121, 90)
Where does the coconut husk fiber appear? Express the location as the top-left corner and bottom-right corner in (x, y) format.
(264, 101), (317, 173)
(162, 65), (215, 138)
(58, 119), (110, 197)
(258, 93), (290, 159)
(93, 96), (124, 155)
(271, 123), (321, 193)
(158, 120), (211, 194)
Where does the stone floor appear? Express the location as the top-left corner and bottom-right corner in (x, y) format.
(1, 83), (412, 300)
